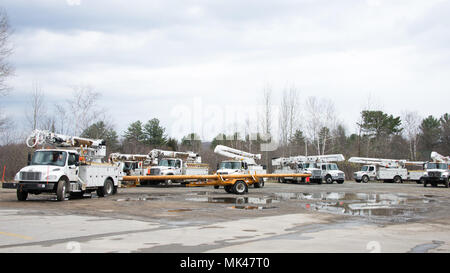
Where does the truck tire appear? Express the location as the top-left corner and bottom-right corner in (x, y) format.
(325, 175), (333, 184)
(424, 181), (427, 187)
(355, 179), (361, 183)
(17, 187), (28, 201)
(362, 176), (369, 183)
(393, 176), (402, 184)
(56, 178), (68, 201)
(418, 178), (425, 184)
(232, 180), (248, 195)
(224, 185), (233, 193)
(97, 179), (114, 197)
(337, 180), (344, 184)
(254, 180), (264, 188)
(445, 178), (449, 188)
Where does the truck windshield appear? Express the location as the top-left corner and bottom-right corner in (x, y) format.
(304, 163), (317, 169)
(361, 166), (369, 171)
(219, 162), (242, 169)
(31, 151), (67, 167)
(159, 159), (177, 167)
(329, 164), (338, 170)
(426, 163), (448, 170)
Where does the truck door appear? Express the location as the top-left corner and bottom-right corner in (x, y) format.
(369, 166), (376, 179)
(175, 159), (182, 175)
(67, 152), (79, 182)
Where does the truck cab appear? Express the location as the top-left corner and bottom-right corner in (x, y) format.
(317, 162), (345, 184)
(149, 158), (183, 176)
(301, 162), (323, 184)
(423, 162), (450, 188)
(216, 160), (248, 175)
(354, 165), (377, 183)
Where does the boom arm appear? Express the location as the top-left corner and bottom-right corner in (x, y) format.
(214, 145), (261, 165)
(348, 157), (406, 168)
(431, 151), (450, 163)
(149, 149), (202, 163)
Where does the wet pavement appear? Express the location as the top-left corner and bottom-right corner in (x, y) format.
(0, 181), (449, 252)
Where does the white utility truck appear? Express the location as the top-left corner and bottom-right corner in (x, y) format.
(108, 153), (154, 176)
(423, 152), (450, 188)
(3, 130), (123, 201)
(214, 145), (266, 188)
(349, 157), (425, 183)
(147, 150), (209, 185)
(271, 154), (345, 184)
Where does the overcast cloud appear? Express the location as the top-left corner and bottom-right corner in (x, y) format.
(1, 0), (450, 141)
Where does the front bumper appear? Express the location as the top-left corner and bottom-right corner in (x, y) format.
(3, 182), (57, 191)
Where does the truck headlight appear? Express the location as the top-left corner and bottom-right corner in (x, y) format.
(44, 175), (58, 181)
(423, 172), (428, 177)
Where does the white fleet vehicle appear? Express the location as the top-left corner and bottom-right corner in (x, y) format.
(3, 130), (123, 201)
(349, 157), (425, 183)
(271, 154), (345, 184)
(423, 152), (450, 188)
(108, 153), (154, 176)
(214, 145), (266, 188)
(147, 150), (209, 185)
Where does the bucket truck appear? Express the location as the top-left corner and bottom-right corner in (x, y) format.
(3, 129), (123, 201)
(108, 153), (154, 176)
(349, 157), (425, 183)
(147, 149), (209, 185)
(214, 145), (266, 188)
(272, 154), (345, 184)
(423, 152), (450, 188)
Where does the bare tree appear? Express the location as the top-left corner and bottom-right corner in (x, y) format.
(0, 8), (13, 96)
(401, 111), (421, 160)
(279, 85), (300, 154)
(25, 81), (46, 131)
(260, 84), (272, 137)
(67, 85), (102, 136)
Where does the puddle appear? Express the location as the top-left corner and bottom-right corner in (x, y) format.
(272, 192), (438, 221)
(115, 196), (159, 202)
(229, 205), (277, 210)
(186, 196), (277, 210)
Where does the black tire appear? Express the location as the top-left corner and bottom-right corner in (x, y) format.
(213, 185), (220, 189)
(224, 185), (233, 193)
(254, 180), (264, 188)
(97, 179), (114, 197)
(445, 178), (449, 188)
(355, 180), (361, 183)
(232, 180), (248, 195)
(418, 178), (425, 184)
(325, 176), (333, 184)
(17, 187), (28, 201)
(362, 176), (369, 183)
(337, 180), (344, 184)
(317, 179), (322, 185)
(393, 176), (402, 184)
(56, 178), (68, 201)
(424, 181), (427, 187)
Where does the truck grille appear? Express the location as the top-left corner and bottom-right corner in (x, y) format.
(150, 168), (160, 175)
(338, 173), (344, 179)
(312, 170), (321, 178)
(428, 171), (441, 178)
(20, 172), (42, 181)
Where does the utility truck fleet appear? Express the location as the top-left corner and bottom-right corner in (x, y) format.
(3, 130), (123, 201)
(349, 157), (425, 183)
(272, 154), (345, 184)
(423, 152), (450, 188)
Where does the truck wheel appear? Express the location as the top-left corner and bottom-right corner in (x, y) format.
(214, 185), (220, 189)
(325, 176), (333, 184)
(424, 181), (427, 187)
(17, 187), (28, 201)
(317, 179), (322, 185)
(232, 181), (248, 195)
(164, 179), (173, 186)
(337, 180), (344, 184)
(355, 180), (361, 183)
(254, 180), (264, 188)
(224, 185), (233, 193)
(362, 176), (369, 183)
(97, 179), (114, 197)
(56, 178), (68, 201)
(445, 178), (449, 188)
(393, 176), (402, 184)
(418, 178), (425, 184)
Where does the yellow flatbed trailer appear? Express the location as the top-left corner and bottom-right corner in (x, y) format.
(122, 173), (311, 194)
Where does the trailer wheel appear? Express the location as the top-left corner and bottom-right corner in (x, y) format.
(56, 178), (68, 201)
(232, 181), (248, 195)
(17, 187), (28, 201)
(362, 176), (369, 183)
(393, 176), (402, 184)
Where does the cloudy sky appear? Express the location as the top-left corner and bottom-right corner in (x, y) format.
(1, 0), (450, 141)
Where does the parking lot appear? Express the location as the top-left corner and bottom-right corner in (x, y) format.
(0, 181), (449, 253)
